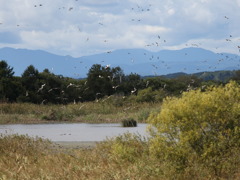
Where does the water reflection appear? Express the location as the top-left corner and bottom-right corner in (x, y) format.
(0, 123), (148, 142)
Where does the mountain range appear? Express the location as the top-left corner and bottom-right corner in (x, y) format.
(0, 47), (239, 78)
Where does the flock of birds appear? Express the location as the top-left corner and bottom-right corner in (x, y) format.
(1, 1), (240, 104)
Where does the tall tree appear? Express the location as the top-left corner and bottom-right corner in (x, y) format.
(21, 65), (41, 103)
(0, 60), (14, 78)
(0, 60), (21, 102)
(86, 64), (124, 100)
(37, 69), (64, 104)
(121, 73), (143, 95)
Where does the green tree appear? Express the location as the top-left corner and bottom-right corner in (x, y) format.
(21, 65), (41, 103)
(0, 60), (22, 102)
(143, 77), (165, 90)
(121, 73), (143, 95)
(0, 60), (14, 78)
(86, 64), (124, 100)
(38, 69), (64, 104)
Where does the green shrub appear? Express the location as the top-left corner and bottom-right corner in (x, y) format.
(147, 81), (240, 178)
(136, 87), (166, 103)
(136, 87), (156, 102)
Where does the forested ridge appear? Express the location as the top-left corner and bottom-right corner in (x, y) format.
(0, 60), (239, 104)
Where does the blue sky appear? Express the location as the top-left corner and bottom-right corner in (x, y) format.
(0, 0), (240, 57)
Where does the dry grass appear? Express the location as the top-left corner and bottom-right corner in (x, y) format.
(0, 134), (162, 180)
(1, 133), (240, 179)
(0, 101), (161, 124)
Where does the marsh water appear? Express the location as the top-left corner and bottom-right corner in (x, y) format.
(0, 123), (148, 142)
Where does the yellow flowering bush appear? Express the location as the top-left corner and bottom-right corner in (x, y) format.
(147, 81), (240, 176)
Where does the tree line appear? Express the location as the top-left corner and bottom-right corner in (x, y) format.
(1, 60), (237, 104)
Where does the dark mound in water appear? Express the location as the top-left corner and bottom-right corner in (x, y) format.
(121, 119), (137, 127)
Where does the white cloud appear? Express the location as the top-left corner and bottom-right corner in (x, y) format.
(0, 0), (240, 57)
(130, 25), (170, 35)
(167, 8), (175, 15)
(183, 3), (214, 23)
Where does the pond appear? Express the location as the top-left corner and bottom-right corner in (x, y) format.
(0, 123), (148, 142)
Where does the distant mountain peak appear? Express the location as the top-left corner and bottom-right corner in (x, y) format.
(0, 47), (239, 78)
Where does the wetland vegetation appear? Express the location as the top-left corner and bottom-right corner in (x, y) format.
(2, 61), (240, 179)
(1, 81), (240, 179)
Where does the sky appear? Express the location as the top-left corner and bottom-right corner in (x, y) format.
(0, 0), (240, 57)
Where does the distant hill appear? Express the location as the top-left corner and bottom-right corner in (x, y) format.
(0, 47), (239, 78)
(193, 71), (236, 82)
(155, 70), (236, 83)
(160, 72), (189, 79)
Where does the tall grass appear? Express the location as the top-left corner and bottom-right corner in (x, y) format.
(0, 100), (161, 124)
(0, 134), (158, 180)
(1, 133), (240, 179)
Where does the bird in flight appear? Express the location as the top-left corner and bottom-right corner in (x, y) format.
(67, 83), (74, 88)
(131, 87), (137, 94)
(37, 84), (46, 92)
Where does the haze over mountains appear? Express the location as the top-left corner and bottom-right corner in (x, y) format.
(0, 47), (239, 78)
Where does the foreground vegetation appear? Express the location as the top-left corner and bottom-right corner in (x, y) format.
(1, 81), (240, 179)
(0, 134), (158, 180)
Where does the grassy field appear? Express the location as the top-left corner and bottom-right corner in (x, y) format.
(0, 100), (161, 124)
